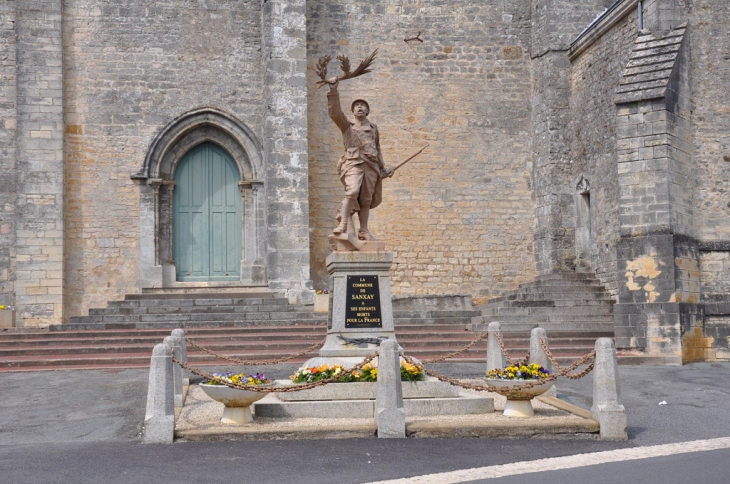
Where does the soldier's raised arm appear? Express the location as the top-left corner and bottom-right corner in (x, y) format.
(327, 80), (350, 132)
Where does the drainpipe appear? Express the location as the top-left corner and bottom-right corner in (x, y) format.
(638, 1), (644, 30)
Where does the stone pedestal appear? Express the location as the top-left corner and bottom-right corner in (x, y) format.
(307, 251), (399, 365)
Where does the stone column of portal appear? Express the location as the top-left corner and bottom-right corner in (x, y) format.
(261, 0), (315, 305)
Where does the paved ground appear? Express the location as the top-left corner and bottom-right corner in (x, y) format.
(0, 362), (728, 483)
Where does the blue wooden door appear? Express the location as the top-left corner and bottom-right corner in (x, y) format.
(174, 143), (242, 281)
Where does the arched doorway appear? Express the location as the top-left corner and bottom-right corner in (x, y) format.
(174, 142), (242, 281)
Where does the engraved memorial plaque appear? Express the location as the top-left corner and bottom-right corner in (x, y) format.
(345, 275), (382, 328)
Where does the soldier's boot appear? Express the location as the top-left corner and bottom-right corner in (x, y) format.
(333, 199), (355, 235)
(357, 206), (377, 241)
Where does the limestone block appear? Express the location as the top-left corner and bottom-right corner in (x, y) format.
(276, 377), (459, 401)
(375, 339), (405, 438)
(143, 343), (174, 444)
(594, 403), (628, 441)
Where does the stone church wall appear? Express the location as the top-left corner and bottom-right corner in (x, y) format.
(306, 0), (537, 299)
(62, 0), (265, 318)
(690, 1), (730, 239)
(692, 2), (730, 305)
(567, 11), (638, 299)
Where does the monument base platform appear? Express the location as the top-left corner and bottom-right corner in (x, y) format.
(253, 378), (494, 419)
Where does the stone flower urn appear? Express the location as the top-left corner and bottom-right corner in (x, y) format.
(199, 383), (273, 424)
(486, 379), (554, 417)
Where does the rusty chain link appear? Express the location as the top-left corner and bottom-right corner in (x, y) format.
(420, 330), (490, 363)
(403, 339), (596, 400)
(172, 352), (377, 393)
(185, 337), (325, 366)
(539, 338), (597, 379)
(494, 330), (530, 366)
(169, 330), (596, 397)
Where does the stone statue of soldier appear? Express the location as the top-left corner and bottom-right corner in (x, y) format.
(327, 80), (393, 241)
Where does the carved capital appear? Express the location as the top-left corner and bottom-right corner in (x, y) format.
(238, 180), (264, 195)
(576, 176), (590, 195)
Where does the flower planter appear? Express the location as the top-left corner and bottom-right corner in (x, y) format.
(486, 379), (554, 417)
(199, 383), (273, 424)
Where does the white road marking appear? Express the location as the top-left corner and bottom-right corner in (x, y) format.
(368, 437), (730, 484)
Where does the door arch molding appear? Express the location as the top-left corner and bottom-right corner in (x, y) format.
(134, 108), (266, 288)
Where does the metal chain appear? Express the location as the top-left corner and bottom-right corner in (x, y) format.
(494, 331), (530, 366)
(172, 353), (377, 393)
(420, 330), (490, 363)
(185, 337), (325, 366)
(403, 345), (596, 400)
(539, 338), (597, 379)
(540, 337), (564, 369)
(404, 354), (555, 394)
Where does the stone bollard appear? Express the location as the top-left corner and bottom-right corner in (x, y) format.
(164, 335), (183, 408)
(375, 339), (406, 438)
(142, 343), (175, 444)
(486, 321), (505, 373)
(171, 329), (189, 388)
(591, 338), (628, 440)
(530, 327), (556, 396)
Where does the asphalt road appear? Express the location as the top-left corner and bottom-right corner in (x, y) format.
(466, 447), (730, 484)
(0, 362), (728, 483)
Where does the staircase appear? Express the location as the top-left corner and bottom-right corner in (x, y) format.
(468, 272), (616, 358)
(0, 291), (485, 372)
(0, 279), (616, 372)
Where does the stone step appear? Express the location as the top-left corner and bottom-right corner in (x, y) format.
(128, 291), (278, 300)
(472, 313), (613, 323)
(107, 298), (289, 308)
(479, 307), (613, 318)
(254, 391), (491, 419)
(513, 288), (610, 298)
(393, 316), (475, 325)
(0, 330), (603, 352)
(392, 310), (482, 318)
(482, 295), (611, 307)
(128, 296), (290, 306)
(0, 324), (327, 340)
(1, 343), (601, 369)
(0, 321), (607, 371)
(468, 321), (614, 333)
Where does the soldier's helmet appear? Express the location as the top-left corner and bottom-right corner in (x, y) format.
(351, 99), (370, 114)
